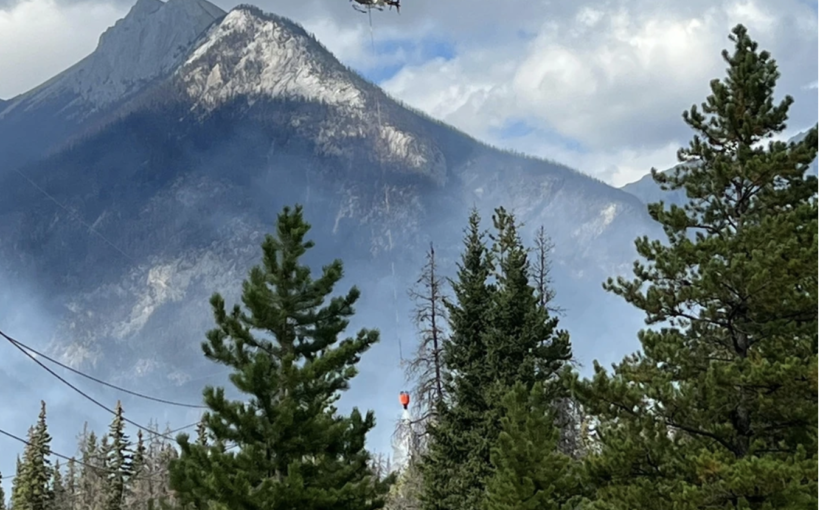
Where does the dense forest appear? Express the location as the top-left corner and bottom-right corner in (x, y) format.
(4, 23), (817, 510)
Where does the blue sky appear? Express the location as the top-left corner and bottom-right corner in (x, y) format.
(360, 37), (456, 83)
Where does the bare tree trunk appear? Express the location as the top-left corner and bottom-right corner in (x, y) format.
(397, 242), (450, 458)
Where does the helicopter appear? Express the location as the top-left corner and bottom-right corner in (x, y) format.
(350, 0), (400, 14)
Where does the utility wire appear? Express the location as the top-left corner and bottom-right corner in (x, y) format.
(1, 330), (207, 409)
(0, 425), (188, 482)
(0, 329), (198, 442)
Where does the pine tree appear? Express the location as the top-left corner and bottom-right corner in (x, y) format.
(484, 382), (581, 510)
(0, 472), (6, 510)
(13, 402), (54, 510)
(486, 207), (571, 393)
(104, 402), (133, 510)
(419, 208), (496, 510)
(422, 208), (576, 510)
(11, 455), (23, 510)
(169, 204), (393, 510)
(65, 458), (78, 510)
(77, 427), (105, 510)
(52, 460), (68, 510)
(575, 24), (818, 509)
(129, 431), (148, 510)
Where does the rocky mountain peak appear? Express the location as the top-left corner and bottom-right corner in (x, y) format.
(177, 5), (445, 177)
(179, 6), (365, 109)
(7, 0), (225, 115)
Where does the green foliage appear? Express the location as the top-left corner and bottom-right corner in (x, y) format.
(486, 207), (571, 394)
(421, 207), (575, 510)
(104, 402), (134, 510)
(0, 473), (6, 510)
(420, 208), (497, 510)
(574, 24), (818, 509)
(484, 382), (579, 510)
(12, 401), (53, 510)
(169, 204), (393, 510)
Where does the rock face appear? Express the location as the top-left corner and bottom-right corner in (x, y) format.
(0, 0), (225, 169)
(0, 0), (662, 453)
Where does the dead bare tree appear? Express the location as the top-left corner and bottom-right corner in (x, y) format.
(530, 226), (590, 459)
(394, 242), (449, 457)
(531, 225), (563, 316)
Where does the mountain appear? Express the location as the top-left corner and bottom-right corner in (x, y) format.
(0, 0), (225, 170)
(621, 129), (818, 206)
(0, 0), (661, 454)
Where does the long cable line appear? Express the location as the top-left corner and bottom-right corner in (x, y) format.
(0, 424), (189, 482)
(1, 330), (198, 442)
(0, 329), (207, 409)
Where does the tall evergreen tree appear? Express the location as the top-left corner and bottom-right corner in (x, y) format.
(574, 24), (818, 509)
(65, 457), (78, 510)
(104, 401), (133, 510)
(483, 382), (580, 510)
(421, 208), (574, 510)
(52, 460), (68, 510)
(13, 402), (54, 510)
(11, 455), (23, 510)
(420, 208), (496, 510)
(169, 204), (393, 510)
(0, 472), (6, 510)
(486, 207), (571, 393)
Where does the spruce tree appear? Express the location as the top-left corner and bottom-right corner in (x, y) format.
(575, 24), (818, 509)
(169, 204), (393, 510)
(13, 402), (54, 510)
(422, 208), (575, 510)
(65, 458), (77, 510)
(484, 382), (579, 510)
(104, 401), (133, 510)
(11, 455), (23, 510)
(77, 428), (104, 510)
(52, 460), (67, 510)
(486, 207), (571, 393)
(419, 208), (496, 510)
(0, 473), (6, 510)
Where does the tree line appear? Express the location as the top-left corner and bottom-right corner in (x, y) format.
(5, 23), (817, 510)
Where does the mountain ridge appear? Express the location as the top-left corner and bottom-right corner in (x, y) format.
(0, 0), (660, 455)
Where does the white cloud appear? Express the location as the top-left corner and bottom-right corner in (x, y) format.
(380, 0), (818, 184)
(1, 0), (817, 186)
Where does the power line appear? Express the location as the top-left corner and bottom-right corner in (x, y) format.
(0, 424), (188, 482)
(2, 331), (207, 409)
(0, 329), (198, 442)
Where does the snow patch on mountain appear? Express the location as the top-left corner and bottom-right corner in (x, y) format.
(180, 9), (364, 109)
(2, 0), (224, 117)
(178, 7), (445, 175)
